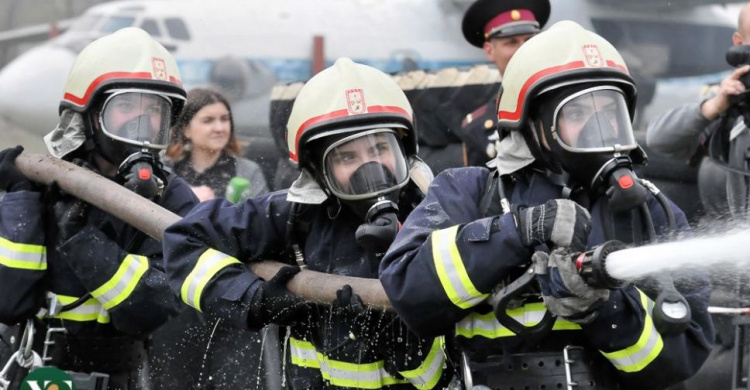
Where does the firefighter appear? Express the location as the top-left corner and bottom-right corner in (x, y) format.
(0, 27), (198, 389)
(163, 58), (452, 390)
(380, 21), (714, 390)
(458, 0), (550, 167)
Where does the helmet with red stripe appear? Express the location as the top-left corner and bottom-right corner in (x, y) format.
(286, 57), (416, 173)
(497, 20), (636, 131)
(59, 27), (186, 125)
(496, 21), (640, 188)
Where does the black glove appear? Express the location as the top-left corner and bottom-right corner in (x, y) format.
(331, 285), (375, 340)
(355, 212), (400, 253)
(514, 199), (591, 252)
(249, 266), (311, 328)
(0, 146), (35, 192)
(50, 181), (89, 247)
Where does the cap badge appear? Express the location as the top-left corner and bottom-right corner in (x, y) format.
(346, 89), (367, 115)
(510, 10), (521, 21)
(581, 44), (604, 68)
(152, 57), (168, 81)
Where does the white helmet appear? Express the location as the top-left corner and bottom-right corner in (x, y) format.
(286, 58), (417, 202)
(60, 27), (186, 151)
(496, 21), (640, 188)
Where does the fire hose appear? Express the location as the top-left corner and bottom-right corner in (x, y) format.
(15, 153), (392, 310)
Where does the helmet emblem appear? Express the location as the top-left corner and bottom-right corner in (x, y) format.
(152, 57), (168, 81)
(346, 89), (367, 115)
(581, 44), (603, 68)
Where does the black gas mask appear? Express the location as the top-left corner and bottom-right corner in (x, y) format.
(94, 90), (174, 199)
(320, 130), (410, 253)
(535, 85), (648, 210)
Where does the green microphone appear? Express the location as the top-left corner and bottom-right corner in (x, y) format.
(226, 177), (252, 203)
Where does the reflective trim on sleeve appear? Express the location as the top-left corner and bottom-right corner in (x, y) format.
(289, 337), (410, 389)
(456, 303), (581, 339)
(180, 248), (241, 312)
(48, 293), (110, 324)
(600, 289), (664, 373)
(398, 336), (446, 389)
(91, 254), (148, 310)
(0, 236), (47, 271)
(431, 225), (488, 309)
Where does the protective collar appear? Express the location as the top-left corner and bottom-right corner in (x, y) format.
(286, 168), (329, 204)
(487, 130), (535, 175)
(44, 109), (87, 159)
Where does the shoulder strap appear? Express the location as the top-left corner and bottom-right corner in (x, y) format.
(479, 169), (512, 217)
(285, 201), (318, 265)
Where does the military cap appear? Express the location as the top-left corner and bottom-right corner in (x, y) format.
(462, 0), (551, 48)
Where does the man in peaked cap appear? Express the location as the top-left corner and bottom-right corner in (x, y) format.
(458, 0), (550, 167)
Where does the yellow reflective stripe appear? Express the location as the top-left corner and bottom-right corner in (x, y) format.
(289, 338), (320, 368)
(0, 236), (47, 270)
(455, 303), (581, 339)
(399, 337), (445, 389)
(180, 248), (241, 311)
(49, 293), (110, 324)
(289, 337), (410, 389)
(600, 289), (664, 372)
(91, 254), (148, 310)
(431, 225), (488, 309)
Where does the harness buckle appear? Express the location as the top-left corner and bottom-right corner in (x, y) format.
(42, 327), (68, 364)
(563, 345), (585, 389)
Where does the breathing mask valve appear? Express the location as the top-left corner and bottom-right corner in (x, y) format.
(355, 198), (400, 253)
(592, 156), (649, 213)
(118, 151), (165, 199)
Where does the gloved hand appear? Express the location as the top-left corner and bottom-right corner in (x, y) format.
(0, 146), (35, 192)
(249, 266), (311, 328)
(50, 182), (89, 247)
(331, 284), (378, 340)
(532, 248), (610, 324)
(514, 199), (591, 252)
(355, 212), (400, 253)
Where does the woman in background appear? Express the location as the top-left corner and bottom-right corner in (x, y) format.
(166, 87), (268, 202)
(151, 87), (273, 389)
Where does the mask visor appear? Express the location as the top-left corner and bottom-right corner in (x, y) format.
(100, 90), (172, 149)
(553, 87), (635, 152)
(323, 130), (409, 200)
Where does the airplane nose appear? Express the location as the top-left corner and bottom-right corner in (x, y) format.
(0, 45), (77, 135)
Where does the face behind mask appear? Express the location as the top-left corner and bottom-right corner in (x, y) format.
(536, 85), (638, 190)
(93, 113), (168, 199)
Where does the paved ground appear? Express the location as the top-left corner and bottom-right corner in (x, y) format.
(0, 116), (48, 154)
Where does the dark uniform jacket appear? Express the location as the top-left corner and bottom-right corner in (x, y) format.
(457, 94), (499, 167)
(380, 167), (714, 390)
(0, 177), (197, 372)
(163, 188), (451, 389)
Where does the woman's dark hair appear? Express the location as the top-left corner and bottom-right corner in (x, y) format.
(165, 87), (242, 161)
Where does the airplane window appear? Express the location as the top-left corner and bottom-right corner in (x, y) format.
(164, 18), (190, 40)
(100, 16), (135, 33)
(591, 19), (734, 78)
(140, 19), (161, 37)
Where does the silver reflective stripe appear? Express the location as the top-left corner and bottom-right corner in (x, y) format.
(600, 289), (664, 372)
(432, 225), (487, 309)
(180, 248), (241, 311)
(289, 337), (409, 388)
(91, 254), (148, 310)
(456, 303), (580, 339)
(400, 337), (445, 389)
(0, 236), (46, 270)
(46, 292), (110, 323)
